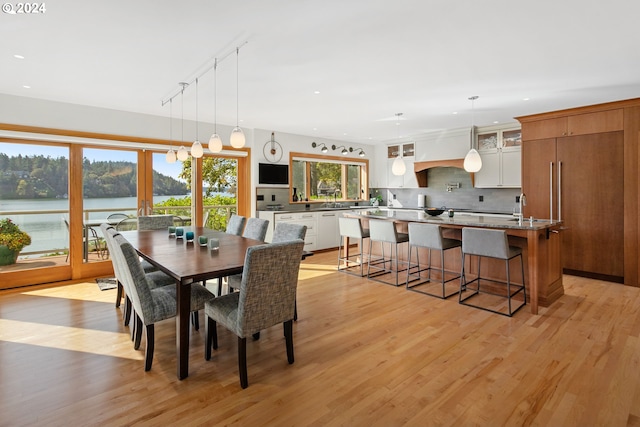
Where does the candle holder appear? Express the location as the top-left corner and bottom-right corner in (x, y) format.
(175, 227), (184, 239)
(185, 231), (194, 242)
(208, 237), (220, 250)
(168, 226), (176, 236)
(198, 235), (208, 246)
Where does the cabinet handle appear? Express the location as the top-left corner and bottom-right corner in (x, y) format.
(322, 213), (335, 217)
(280, 215), (293, 220)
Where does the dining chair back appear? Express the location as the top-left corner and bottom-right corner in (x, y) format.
(242, 217), (269, 241)
(272, 222), (307, 243)
(138, 214), (174, 230)
(204, 239), (305, 388)
(225, 214), (246, 236)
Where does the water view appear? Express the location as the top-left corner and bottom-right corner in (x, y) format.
(1, 195), (189, 257)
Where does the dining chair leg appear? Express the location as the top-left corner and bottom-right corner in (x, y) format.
(144, 324), (154, 372)
(115, 282), (123, 308)
(205, 316), (215, 360)
(238, 337), (248, 389)
(284, 320), (294, 364)
(123, 296), (132, 326)
(294, 300), (298, 321)
(134, 315), (143, 350)
(191, 311), (200, 331)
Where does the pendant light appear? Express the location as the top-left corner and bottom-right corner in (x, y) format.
(176, 83), (189, 162)
(166, 98), (177, 163)
(208, 58), (223, 153)
(190, 78), (204, 158)
(229, 47), (245, 148)
(463, 95), (482, 172)
(391, 113), (406, 176)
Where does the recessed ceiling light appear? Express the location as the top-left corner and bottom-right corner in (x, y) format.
(452, 111), (458, 115)
(23, 85), (31, 89)
(314, 91), (320, 95)
(493, 121), (499, 124)
(14, 54), (25, 59)
(523, 97), (530, 101)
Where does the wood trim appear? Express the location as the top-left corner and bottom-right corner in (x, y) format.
(68, 145), (84, 279)
(236, 150), (251, 218)
(516, 97), (640, 122)
(413, 159), (475, 187)
(624, 108), (640, 286)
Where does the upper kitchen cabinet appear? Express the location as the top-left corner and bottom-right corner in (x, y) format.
(474, 125), (522, 188)
(521, 109), (623, 140)
(386, 142), (417, 188)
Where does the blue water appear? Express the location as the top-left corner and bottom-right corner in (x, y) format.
(0, 195), (198, 256)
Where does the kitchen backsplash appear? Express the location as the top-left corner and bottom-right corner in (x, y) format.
(257, 167), (521, 214)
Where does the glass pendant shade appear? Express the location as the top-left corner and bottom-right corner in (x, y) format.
(191, 140), (203, 158)
(464, 148), (482, 172)
(209, 133), (223, 152)
(177, 146), (189, 161)
(166, 148), (177, 163)
(392, 156), (406, 176)
(230, 126), (245, 148)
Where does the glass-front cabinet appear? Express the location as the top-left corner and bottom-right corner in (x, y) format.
(474, 126), (522, 188)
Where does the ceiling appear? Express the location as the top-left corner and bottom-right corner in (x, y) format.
(3, 0), (640, 145)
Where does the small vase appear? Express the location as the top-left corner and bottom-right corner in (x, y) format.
(292, 188), (299, 202)
(0, 245), (18, 266)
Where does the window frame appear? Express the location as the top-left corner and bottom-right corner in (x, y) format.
(289, 151), (369, 204)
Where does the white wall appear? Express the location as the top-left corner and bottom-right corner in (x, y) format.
(0, 93), (377, 215)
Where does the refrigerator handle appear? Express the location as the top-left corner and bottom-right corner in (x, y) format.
(557, 161), (562, 221)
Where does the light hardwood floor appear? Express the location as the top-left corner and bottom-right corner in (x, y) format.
(1, 250), (640, 426)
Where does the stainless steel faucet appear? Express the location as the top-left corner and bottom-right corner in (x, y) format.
(514, 193), (527, 223)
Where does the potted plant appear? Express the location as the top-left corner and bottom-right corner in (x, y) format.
(369, 190), (383, 207)
(0, 218), (32, 266)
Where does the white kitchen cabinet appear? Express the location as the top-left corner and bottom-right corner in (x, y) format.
(257, 211), (319, 250)
(474, 126), (522, 188)
(316, 211), (340, 249)
(386, 143), (417, 188)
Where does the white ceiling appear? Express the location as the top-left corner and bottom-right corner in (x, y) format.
(3, 0), (640, 145)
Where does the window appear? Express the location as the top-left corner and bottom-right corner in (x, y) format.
(290, 152), (368, 203)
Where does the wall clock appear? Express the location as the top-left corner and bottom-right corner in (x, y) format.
(262, 132), (283, 163)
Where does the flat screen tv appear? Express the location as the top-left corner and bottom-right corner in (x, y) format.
(258, 163), (289, 185)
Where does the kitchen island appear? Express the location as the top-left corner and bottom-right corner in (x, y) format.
(344, 209), (564, 314)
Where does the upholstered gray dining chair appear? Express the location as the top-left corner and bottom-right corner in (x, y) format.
(225, 214), (246, 236)
(225, 218), (270, 294)
(113, 233), (215, 371)
(242, 217), (269, 241)
(204, 239), (305, 388)
(100, 224), (167, 314)
(272, 222), (307, 243)
(138, 214), (174, 230)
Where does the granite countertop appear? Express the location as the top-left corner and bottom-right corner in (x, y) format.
(348, 208), (563, 231)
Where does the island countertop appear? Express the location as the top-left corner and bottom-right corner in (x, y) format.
(350, 208), (563, 231)
(344, 209), (565, 315)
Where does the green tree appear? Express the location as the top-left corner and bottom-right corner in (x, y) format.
(180, 157), (237, 196)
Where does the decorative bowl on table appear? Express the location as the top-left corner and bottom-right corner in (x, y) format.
(425, 207), (445, 216)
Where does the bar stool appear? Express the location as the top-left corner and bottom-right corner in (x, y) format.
(337, 217), (370, 276)
(367, 219), (410, 287)
(459, 227), (526, 317)
(406, 222), (462, 299)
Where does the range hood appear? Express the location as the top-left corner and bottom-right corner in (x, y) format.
(413, 158), (475, 187)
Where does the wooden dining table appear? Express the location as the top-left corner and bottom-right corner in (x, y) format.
(120, 227), (264, 380)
